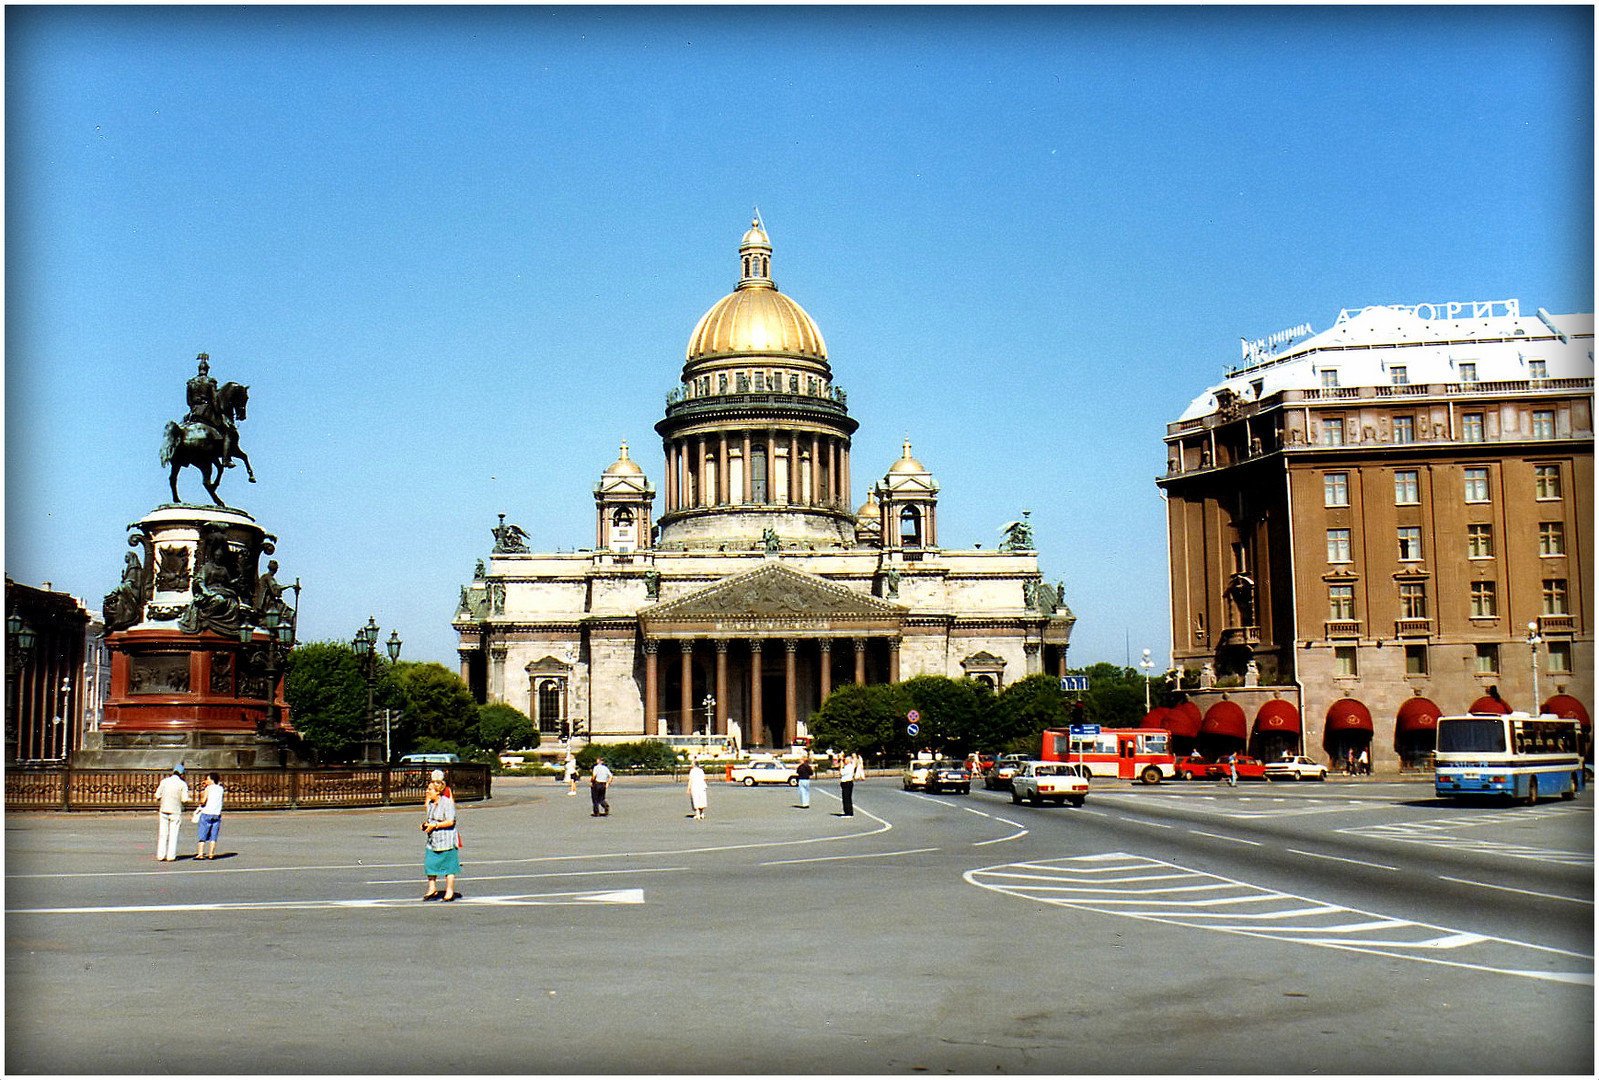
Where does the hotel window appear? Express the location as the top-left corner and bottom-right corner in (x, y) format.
(1320, 418), (1345, 446)
(1542, 578), (1569, 615)
(1467, 523), (1494, 559)
(1321, 369), (1340, 389)
(1539, 522), (1566, 557)
(1528, 359), (1548, 380)
(1326, 528), (1351, 563)
(1334, 646), (1358, 677)
(1534, 464), (1562, 500)
(1547, 640), (1572, 674)
(1475, 643), (1499, 674)
(1397, 526), (1422, 562)
(1328, 584), (1354, 620)
(1393, 415), (1415, 443)
(1461, 413), (1484, 442)
(1463, 467), (1490, 503)
(1394, 470), (1420, 505)
(1324, 472), (1349, 507)
(1470, 581), (1497, 618)
(1531, 410), (1555, 439)
(1458, 362), (1478, 382)
(1390, 365), (1408, 386)
(1404, 644), (1428, 676)
(1399, 582), (1428, 620)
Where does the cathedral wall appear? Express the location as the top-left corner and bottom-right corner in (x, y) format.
(586, 628), (644, 737)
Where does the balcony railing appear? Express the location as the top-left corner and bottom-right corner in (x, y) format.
(1394, 618), (1433, 637)
(1324, 620), (1362, 638)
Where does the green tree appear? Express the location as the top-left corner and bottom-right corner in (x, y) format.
(475, 702), (538, 755)
(1076, 662), (1151, 727)
(283, 641), (385, 763)
(990, 673), (1072, 754)
(898, 675), (993, 757)
(389, 662), (479, 754)
(809, 682), (910, 760)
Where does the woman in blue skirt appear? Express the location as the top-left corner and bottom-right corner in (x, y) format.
(420, 770), (461, 901)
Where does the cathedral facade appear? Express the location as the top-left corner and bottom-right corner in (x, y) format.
(454, 219), (1074, 751)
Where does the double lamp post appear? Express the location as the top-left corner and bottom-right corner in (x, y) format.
(354, 617), (402, 765)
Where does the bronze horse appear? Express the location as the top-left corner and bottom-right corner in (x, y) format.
(161, 382), (255, 505)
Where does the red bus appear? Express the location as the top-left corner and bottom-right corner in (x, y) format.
(1040, 727), (1176, 785)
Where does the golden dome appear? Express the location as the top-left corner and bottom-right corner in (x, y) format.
(889, 438), (927, 474)
(686, 216), (828, 363)
(603, 441), (644, 477)
(855, 492), (881, 521)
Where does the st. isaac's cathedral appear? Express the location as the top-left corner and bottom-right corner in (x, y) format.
(454, 218), (1075, 751)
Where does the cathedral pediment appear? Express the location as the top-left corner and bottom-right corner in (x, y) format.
(641, 563), (905, 636)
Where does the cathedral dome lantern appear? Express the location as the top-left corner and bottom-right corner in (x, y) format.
(594, 441), (654, 554)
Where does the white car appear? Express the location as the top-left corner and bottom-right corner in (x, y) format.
(1263, 755), (1328, 781)
(1009, 761), (1090, 807)
(729, 759), (800, 786)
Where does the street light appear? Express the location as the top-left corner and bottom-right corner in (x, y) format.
(1139, 648), (1155, 712)
(353, 618), (401, 766)
(240, 592), (298, 765)
(701, 693), (716, 736)
(6, 612), (38, 764)
(1527, 620), (1542, 714)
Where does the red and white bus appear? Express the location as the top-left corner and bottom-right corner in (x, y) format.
(1040, 727), (1176, 784)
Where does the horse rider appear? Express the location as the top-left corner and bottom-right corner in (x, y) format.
(183, 354), (236, 469)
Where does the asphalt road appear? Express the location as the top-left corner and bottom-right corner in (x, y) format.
(5, 773), (1593, 1074)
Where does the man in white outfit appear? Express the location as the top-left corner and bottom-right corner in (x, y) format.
(154, 764), (190, 861)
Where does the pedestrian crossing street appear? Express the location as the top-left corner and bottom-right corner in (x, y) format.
(965, 852), (1592, 985)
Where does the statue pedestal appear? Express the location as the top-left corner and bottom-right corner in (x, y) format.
(89, 503), (298, 771)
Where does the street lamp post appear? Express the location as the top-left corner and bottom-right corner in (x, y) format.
(702, 693), (716, 736)
(1139, 648), (1155, 712)
(6, 613), (38, 764)
(353, 618), (402, 766)
(1527, 620), (1542, 714)
(241, 596), (299, 766)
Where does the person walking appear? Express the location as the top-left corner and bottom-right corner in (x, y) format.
(420, 770), (461, 901)
(686, 758), (708, 820)
(1226, 753), (1238, 787)
(590, 756), (613, 816)
(839, 751), (861, 817)
(154, 763), (190, 861)
(194, 772), (225, 859)
(795, 754), (814, 808)
(563, 753), (578, 796)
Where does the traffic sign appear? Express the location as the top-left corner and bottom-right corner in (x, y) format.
(1070, 724), (1100, 736)
(1060, 676), (1089, 692)
(907, 723), (920, 737)
(907, 710), (920, 722)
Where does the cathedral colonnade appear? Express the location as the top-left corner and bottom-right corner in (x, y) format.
(642, 632), (899, 748)
(662, 429), (851, 511)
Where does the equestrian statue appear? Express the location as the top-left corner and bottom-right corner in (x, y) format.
(160, 353), (256, 506)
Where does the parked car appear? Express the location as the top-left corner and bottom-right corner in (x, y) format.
(1174, 754), (1266, 781)
(729, 759), (800, 786)
(902, 759), (971, 794)
(984, 754), (1031, 791)
(1009, 760), (1090, 807)
(1263, 755), (1328, 782)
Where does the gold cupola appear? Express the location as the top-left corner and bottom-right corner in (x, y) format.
(683, 213), (829, 370)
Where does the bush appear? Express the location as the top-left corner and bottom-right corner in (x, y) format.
(575, 741), (682, 772)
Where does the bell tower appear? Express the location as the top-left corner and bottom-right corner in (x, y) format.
(594, 442), (654, 554)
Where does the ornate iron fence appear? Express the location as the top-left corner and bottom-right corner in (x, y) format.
(5, 764), (491, 812)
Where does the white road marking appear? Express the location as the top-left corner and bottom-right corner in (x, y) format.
(967, 852), (1593, 986)
(1287, 849), (1399, 872)
(1343, 819), (1593, 867)
(1437, 875), (1594, 906)
(973, 830), (1028, 847)
(760, 847), (939, 866)
(7, 888), (647, 914)
(1187, 829), (1262, 846)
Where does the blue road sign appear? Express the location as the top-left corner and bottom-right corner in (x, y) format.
(1060, 676), (1089, 692)
(908, 723), (920, 736)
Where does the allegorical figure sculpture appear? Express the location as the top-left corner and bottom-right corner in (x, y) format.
(178, 527), (247, 637)
(102, 542), (148, 632)
(162, 353), (256, 506)
(492, 513), (530, 554)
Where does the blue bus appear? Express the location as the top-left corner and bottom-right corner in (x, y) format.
(1434, 712), (1586, 804)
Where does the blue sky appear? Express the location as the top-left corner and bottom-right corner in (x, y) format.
(6, 5), (1593, 672)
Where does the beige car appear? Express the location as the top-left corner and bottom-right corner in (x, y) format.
(1009, 761), (1089, 807)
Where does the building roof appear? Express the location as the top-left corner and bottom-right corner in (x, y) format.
(1179, 300), (1595, 422)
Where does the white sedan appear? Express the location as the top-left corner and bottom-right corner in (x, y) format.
(1263, 755), (1328, 781)
(1009, 761), (1089, 807)
(728, 759), (800, 786)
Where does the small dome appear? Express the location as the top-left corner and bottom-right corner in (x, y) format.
(855, 493), (881, 521)
(604, 441), (644, 477)
(888, 439), (927, 474)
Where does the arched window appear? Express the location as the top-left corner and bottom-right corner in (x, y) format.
(612, 508), (633, 528)
(537, 679), (563, 735)
(900, 506), (922, 546)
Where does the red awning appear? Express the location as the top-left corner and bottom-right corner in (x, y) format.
(1468, 695), (1512, 715)
(1326, 698), (1374, 732)
(1395, 696), (1442, 733)
(1541, 694), (1591, 728)
(1200, 700), (1248, 740)
(1164, 701), (1203, 739)
(1253, 699), (1301, 734)
(1140, 707), (1171, 730)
